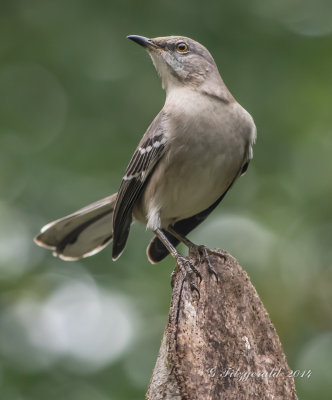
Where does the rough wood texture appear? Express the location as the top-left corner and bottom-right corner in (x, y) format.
(146, 250), (298, 400)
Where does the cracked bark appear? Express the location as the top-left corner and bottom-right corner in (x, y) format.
(146, 251), (298, 400)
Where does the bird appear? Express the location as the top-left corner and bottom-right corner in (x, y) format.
(34, 35), (256, 289)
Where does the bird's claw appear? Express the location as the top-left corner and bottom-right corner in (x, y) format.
(207, 247), (227, 262)
(189, 245), (227, 282)
(175, 255), (202, 296)
(189, 281), (200, 299)
(171, 246), (226, 293)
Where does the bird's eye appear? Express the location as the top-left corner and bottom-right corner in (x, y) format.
(176, 42), (188, 53)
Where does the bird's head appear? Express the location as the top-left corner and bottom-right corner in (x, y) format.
(128, 35), (229, 100)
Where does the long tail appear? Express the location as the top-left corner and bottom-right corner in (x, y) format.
(34, 193), (117, 260)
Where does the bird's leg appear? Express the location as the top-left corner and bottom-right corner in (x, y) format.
(167, 227), (201, 262)
(153, 228), (201, 295)
(167, 227), (227, 281)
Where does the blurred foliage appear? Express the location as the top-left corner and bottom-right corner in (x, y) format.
(0, 0), (332, 399)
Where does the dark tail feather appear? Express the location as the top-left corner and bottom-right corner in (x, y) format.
(34, 193), (117, 260)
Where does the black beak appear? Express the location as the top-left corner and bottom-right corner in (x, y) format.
(127, 35), (156, 49)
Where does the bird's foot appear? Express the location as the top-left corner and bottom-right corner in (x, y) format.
(172, 255), (202, 297)
(189, 245), (227, 281)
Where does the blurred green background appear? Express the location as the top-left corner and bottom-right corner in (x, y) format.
(1, 0), (332, 399)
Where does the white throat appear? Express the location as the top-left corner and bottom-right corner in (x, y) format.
(149, 51), (187, 92)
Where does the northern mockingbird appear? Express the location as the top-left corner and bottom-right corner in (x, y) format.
(35, 35), (256, 289)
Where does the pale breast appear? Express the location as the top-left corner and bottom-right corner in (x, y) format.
(135, 91), (255, 230)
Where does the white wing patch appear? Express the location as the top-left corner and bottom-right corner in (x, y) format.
(138, 137), (167, 155)
(123, 136), (167, 181)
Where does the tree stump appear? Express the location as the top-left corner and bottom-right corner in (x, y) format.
(146, 250), (298, 400)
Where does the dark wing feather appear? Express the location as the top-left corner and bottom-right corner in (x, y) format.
(112, 111), (167, 260)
